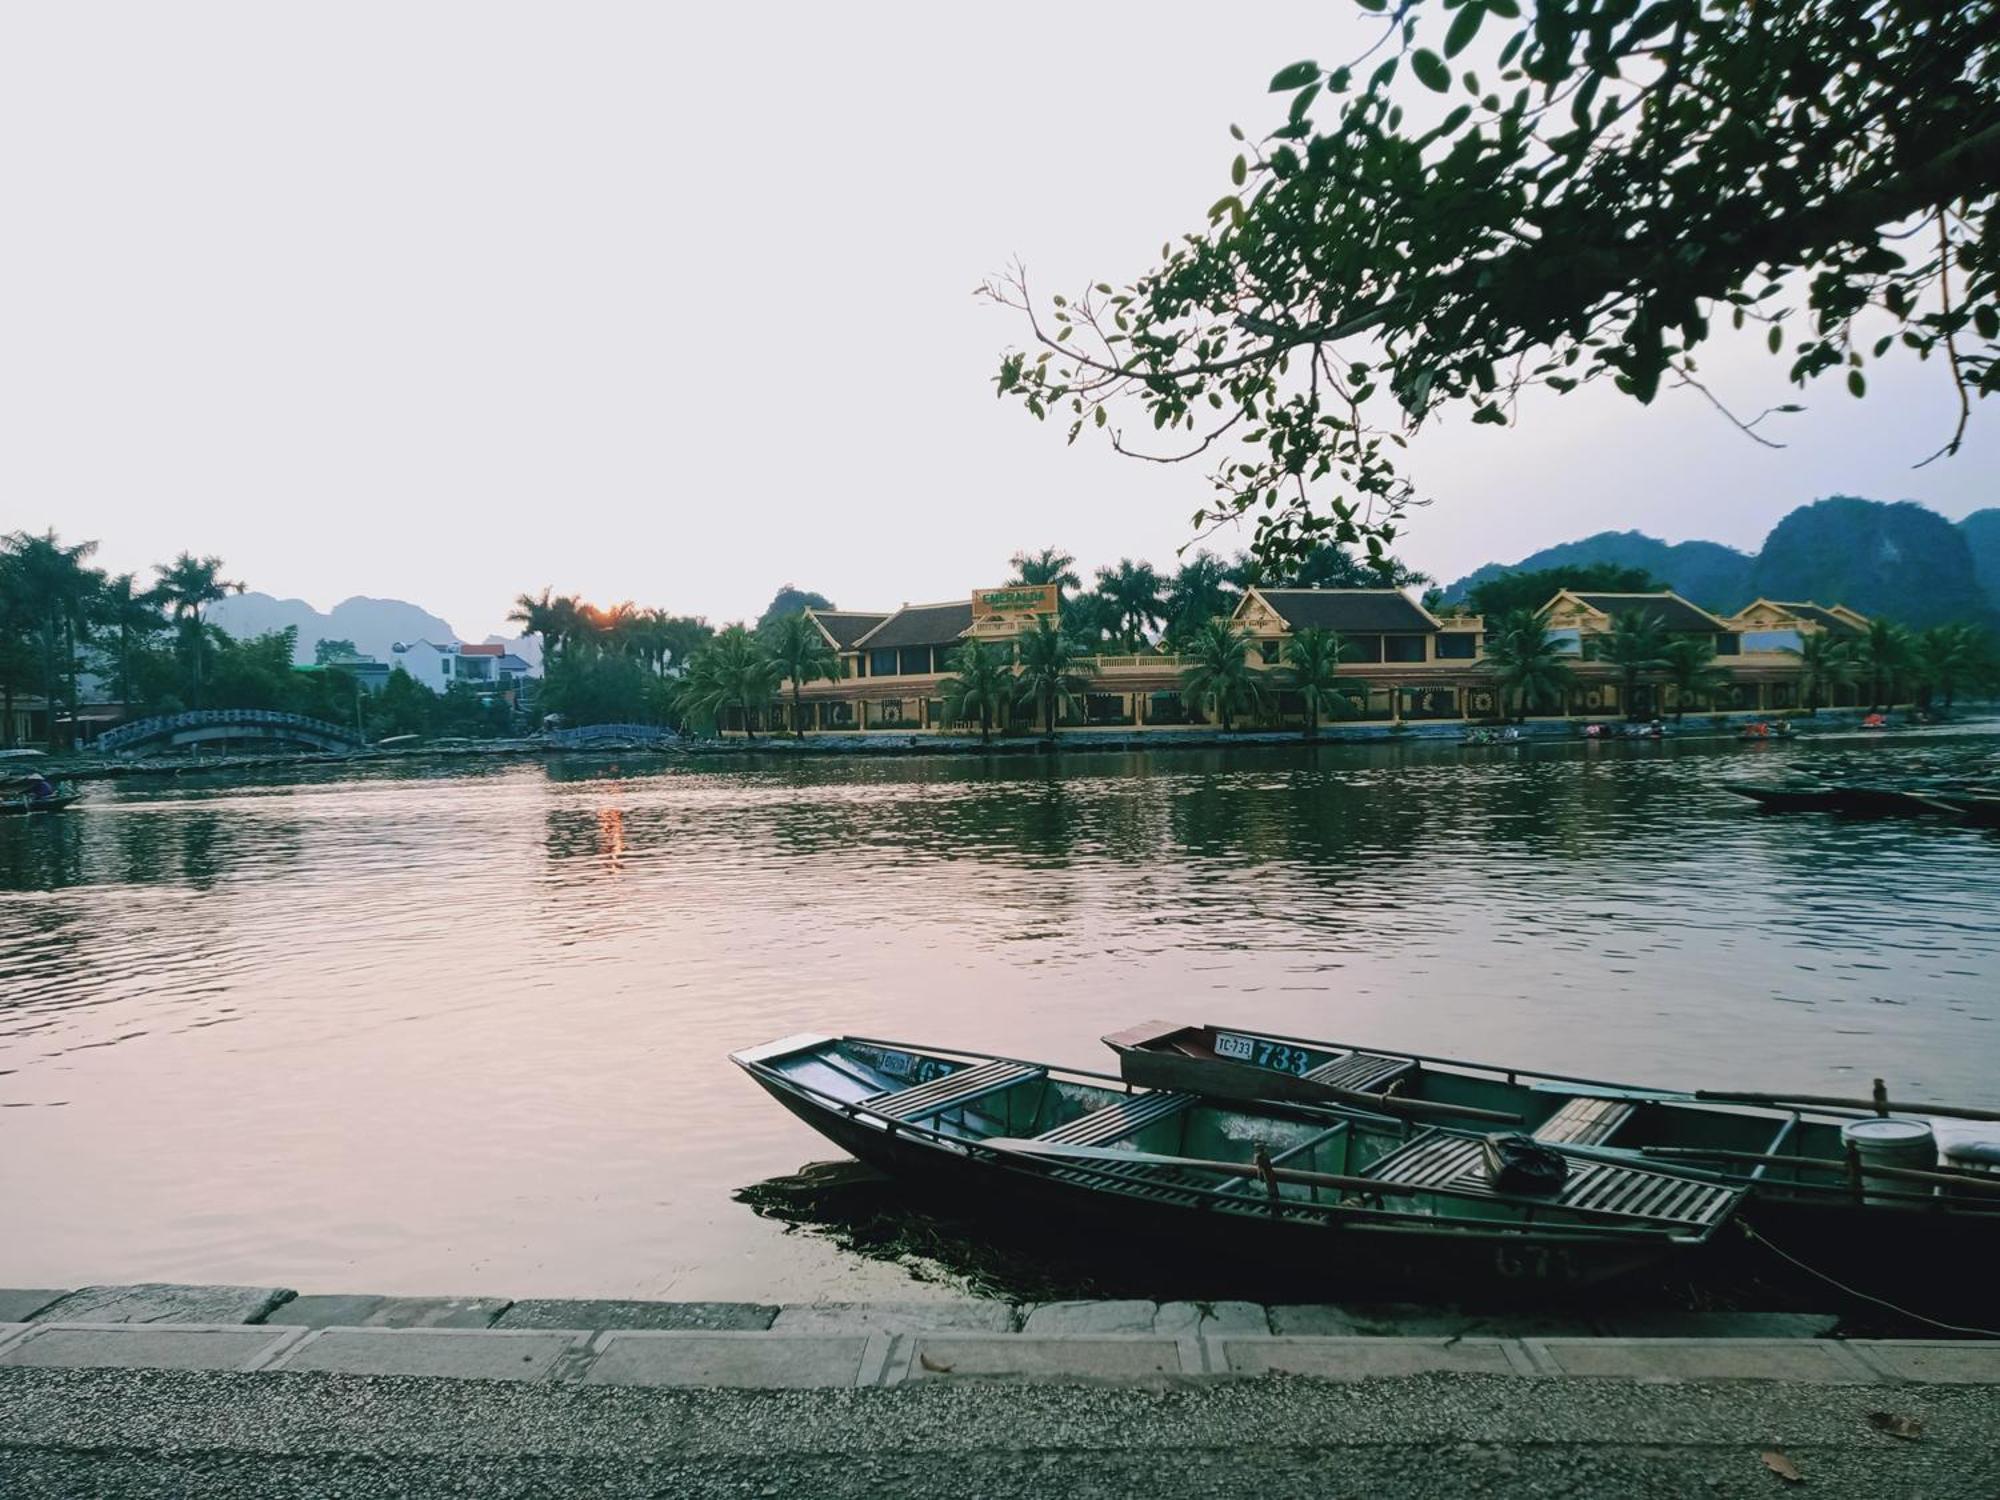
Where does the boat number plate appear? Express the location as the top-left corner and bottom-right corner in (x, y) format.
(1215, 1032), (1314, 1075)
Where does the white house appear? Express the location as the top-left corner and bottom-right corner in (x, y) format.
(389, 640), (537, 693)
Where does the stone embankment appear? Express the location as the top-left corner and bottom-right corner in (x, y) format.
(29, 706), (1893, 784)
(3, 1284), (1994, 1390)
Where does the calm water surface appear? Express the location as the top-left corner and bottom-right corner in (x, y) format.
(3, 731), (1997, 1299)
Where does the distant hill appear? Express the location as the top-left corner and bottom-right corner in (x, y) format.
(206, 592), (533, 666)
(1746, 498), (1989, 628)
(1963, 508), (2000, 612)
(1441, 499), (1998, 626)
(1442, 531), (1754, 612)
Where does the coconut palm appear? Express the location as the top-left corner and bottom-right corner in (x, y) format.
(1013, 616), (1096, 741)
(7, 529), (106, 746)
(1008, 547), (1080, 596)
(1162, 551), (1240, 646)
(153, 552), (243, 707)
(1856, 618), (1911, 709)
(1910, 623), (1986, 711)
(1658, 635), (1732, 722)
(96, 573), (166, 713)
(1480, 610), (1576, 722)
(683, 626), (779, 738)
(1059, 590), (1122, 651)
(1179, 619), (1266, 732)
(1095, 558), (1167, 650)
(1785, 631), (1858, 713)
(1586, 609), (1668, 719)
(764, 612), (841, 737)
(937, 639), (1012, 744)
(507, 588), (562, 669)
(1280, 627), (1357, 738)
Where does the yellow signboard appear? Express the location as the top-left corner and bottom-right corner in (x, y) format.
(972, 584), (1058, 618)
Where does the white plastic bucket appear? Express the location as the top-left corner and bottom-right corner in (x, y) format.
(1841, 1118), (1937, 1205)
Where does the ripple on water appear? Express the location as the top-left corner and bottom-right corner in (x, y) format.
(0, 732), (1996, 1295)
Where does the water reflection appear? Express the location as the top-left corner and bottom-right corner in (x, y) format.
(0, 729), (1994, 1297)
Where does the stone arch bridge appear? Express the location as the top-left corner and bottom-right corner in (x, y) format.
(94, 709), (364, 754)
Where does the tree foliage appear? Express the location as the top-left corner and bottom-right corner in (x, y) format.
(1464, 562), (1663, 618)
(987, 0), (1999, 569)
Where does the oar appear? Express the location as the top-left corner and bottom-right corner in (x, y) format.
(1534, 1079), (2000, 1125)
(984, 1138), (1721, 1229)
(1640, 1146), (2000, 1195)
(1690, 1090), (2000, 1123)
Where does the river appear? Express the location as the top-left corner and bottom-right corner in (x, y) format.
(2, 728), (1997, 1300)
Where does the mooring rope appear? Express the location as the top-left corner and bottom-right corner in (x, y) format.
(1738, 1222), (2000, 1340)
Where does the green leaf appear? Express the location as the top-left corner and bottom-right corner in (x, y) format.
(1847, 370), (1866, 397)
(1444, 4), (1485, 59)
(1767, 325), (1783, 354)
(1231, 155), (1247, 186)
(1268, 60), (1320, 91)
(1412, 49), (1451, 92)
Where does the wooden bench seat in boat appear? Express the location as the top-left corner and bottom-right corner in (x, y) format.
(1302, 1051), (1415, 1093)
(1531, 1097), (1636, 1146)
(862, 1060), (1044, 1122)
(1035, 1090), (1193, 1147)
(1364, 1129), (1737, 1228)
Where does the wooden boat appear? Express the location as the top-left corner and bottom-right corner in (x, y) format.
(733, 1033), (1748, 1294)
(1106, 1022), (2000, 1311)
(1725, 784), (1958, 818)
(0, 789), (79, 816)
(1932, 794), (2000, 829)
(1725, 784), (1846, 812)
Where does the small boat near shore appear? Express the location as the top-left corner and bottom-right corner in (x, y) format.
(1104, 1022), (2000, 1310)
(0, 785), (80, 816)
(1725, 783), (1973, 819)
(732, 1032), (1750, 1294)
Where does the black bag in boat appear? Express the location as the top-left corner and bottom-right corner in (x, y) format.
(1481, 1133), (1569, 1196)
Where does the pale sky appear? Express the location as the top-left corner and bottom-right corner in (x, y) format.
(4, 3), (1993, 639)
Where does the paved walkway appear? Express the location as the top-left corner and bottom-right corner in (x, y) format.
(2, 1284), (1995, 1390)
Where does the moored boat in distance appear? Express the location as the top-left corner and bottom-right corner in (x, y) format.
(732, 1033), (1749, 1294)
(0, 784), (81, 816)
(1104, 1021), (2000, 1314)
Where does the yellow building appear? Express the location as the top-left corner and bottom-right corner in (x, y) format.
(778, 583), (1875, 732)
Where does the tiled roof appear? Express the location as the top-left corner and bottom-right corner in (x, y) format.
(495, 654), (532, 670)
(459, 643), (504, 657)
(1769, 601), (1866, 635)
(808, 609), (890, 649)
(854, 601), (975, 650)
(1567, 592), (1725, 633)
(1255, 589), (1439, 633)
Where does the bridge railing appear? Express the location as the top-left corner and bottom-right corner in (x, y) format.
(94, 709), (362, 752)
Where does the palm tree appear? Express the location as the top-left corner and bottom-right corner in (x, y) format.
(1163, 551), (1240, 646)
(937, 639), (1012, 744)
(684, 626), (779, 738)
(1856, 619), (1911, 709)
(506, 588), (561, 669)
(7, 529), (105, 747)
(97, 573), (166, 713)
(1280, 627), (1354, 738)
(545, 594), (587, 663)
(1059, 590), (1121, 651)
(1481, 610), (1576, 722)
(1008, 547), (1081, 596)
(1586, 609), (1668, 719)
(152, 552), (243, 707)
(1911, 623), (1984, 711)
(764, 612), (841, 737)
(1095, 558), (1166, 650)
(1658, 635), (1732, 722)
(1785, 631), (1858, 713)
(1179, 619), (1266, 732)
(1013, 616), (1095, 741)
